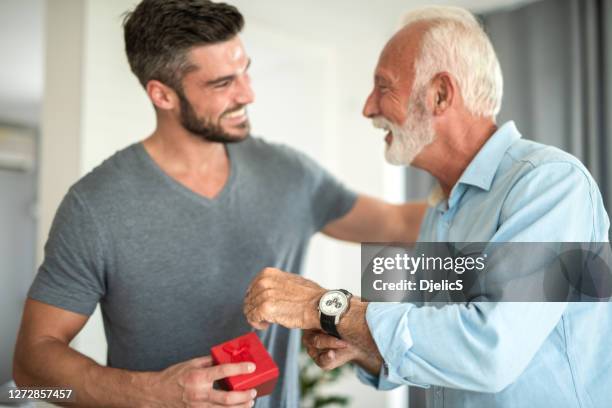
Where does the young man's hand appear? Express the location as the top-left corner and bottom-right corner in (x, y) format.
(148, 355), (257, 407)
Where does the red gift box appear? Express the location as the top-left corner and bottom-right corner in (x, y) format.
(210, 332), (279, 397)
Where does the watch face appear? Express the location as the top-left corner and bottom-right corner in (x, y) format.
(319, 290), (348, 316)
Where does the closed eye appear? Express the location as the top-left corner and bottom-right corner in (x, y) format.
(213, 79), (232, 88)
(206, 59), (251, 89)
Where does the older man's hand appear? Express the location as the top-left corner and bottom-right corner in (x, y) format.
(302, 330), (384, 375)
(302, 330), (356, 371)
(243, 267), (326, 330)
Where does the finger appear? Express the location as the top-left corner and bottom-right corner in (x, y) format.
(317, 349), (353, 371)
(311, 333), (348, 350)
(243, 303), (271, 330)
(243, 288), (274, 316)
(316, 350), (340, 371)
(260, 267), (282, 278)
(244, 270), (269, 300)
(248, 320), (270, 330)
(213, 401), (255, 408)
(221, 403), (255, 408)
(250, 269), (278, 292)
(244, 276), (262, 301)
(206, 362), (257, 381)
(188, 355), (214, 368)
(195, 402), (254, 408)
(302, 330), (317, 346)
(243, 292), (276, 325)
(305, 345), (319, 361)
(207, 388), (257, 406)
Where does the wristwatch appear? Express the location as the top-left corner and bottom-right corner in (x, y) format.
(318, 289), (352, 339)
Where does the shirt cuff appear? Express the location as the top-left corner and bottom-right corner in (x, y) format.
(355, 364), (402, 391)
(366, 302), (418, 386)
(355, 365), (380, 387)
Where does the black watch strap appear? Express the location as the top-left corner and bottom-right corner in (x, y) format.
(319, 289), (351, 339)
(320, 314), (341, 339)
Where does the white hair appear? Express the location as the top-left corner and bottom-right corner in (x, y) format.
(401, 6), (503, 118)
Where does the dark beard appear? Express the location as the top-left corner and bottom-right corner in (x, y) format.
(177, 89), (249, 144)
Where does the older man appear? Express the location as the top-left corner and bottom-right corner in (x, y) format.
(244, 6), (612, 408)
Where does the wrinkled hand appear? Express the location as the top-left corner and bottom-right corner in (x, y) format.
(302, 330), (355, 371)
(243, 267), (326, 330)
(302, 330), (383, 375)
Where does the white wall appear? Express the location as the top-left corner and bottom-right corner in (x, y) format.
(0, 0), (44, 126)
(38, 0), (84, 264)
(80, 0), (155, 172)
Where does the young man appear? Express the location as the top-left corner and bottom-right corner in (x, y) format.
(12, 1), (425, 407)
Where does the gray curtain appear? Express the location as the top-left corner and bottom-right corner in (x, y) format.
(405, 0), (612, 227)
(481, 0), (612, 228)
(407, 0), (611, 406)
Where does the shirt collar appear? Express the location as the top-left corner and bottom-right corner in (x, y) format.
(455, 121), (522, 192)
(427, 121), (522, 208)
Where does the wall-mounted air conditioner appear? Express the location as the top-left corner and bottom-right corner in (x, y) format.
(0, 126), (35, 172)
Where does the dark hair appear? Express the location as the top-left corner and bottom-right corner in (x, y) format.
(123, 0), (244, 90)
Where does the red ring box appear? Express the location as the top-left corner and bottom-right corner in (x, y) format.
(210, 332), (280, 397)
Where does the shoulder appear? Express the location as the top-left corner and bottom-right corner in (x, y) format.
(239, 136), (314, 162)
(70, 143), (141, 208)
(498, 139), (608, 240)
(236, 136), (326, 178)
(499, 138), (595, 193)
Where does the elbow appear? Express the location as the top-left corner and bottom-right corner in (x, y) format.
(481, 375), (515, 394)
(12, 359), (29, 388)
(475, 354), (524, 393)
(12, 343), (34, 388)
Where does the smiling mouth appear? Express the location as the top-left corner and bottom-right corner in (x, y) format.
(372, 118), (393, 146)
(223, 107), (247, 120)
(385, 132), (393, 145)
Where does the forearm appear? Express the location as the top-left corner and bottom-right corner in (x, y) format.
(321, 197), (426, 243)
(361, 201), (426, 243)
(14, 337), (155, 408)
(336, 299), (382, 375)
(393, 201), (427, 242)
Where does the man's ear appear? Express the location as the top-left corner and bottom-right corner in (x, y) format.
(146, 80), (178, 110)
(430, 72), (455, 116)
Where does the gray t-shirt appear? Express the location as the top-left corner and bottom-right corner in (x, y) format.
(28, 137), (357, 408)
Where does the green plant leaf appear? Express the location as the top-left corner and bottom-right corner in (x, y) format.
(313, 395), (350, 407)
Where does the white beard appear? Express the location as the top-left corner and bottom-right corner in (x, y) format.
(372, 96), (436, 166)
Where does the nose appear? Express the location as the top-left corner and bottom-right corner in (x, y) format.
(235, 73), (255, 105)
(362, 90), (379, 118)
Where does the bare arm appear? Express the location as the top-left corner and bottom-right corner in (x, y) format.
(13, 299), (257, 408)
(322, 195), (427, 243)
(13, 299), (152, 407)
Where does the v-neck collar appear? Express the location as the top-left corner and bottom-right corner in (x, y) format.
(134, 142), (237, 206)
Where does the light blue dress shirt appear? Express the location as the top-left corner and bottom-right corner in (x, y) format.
(358, 122), (611, 407)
